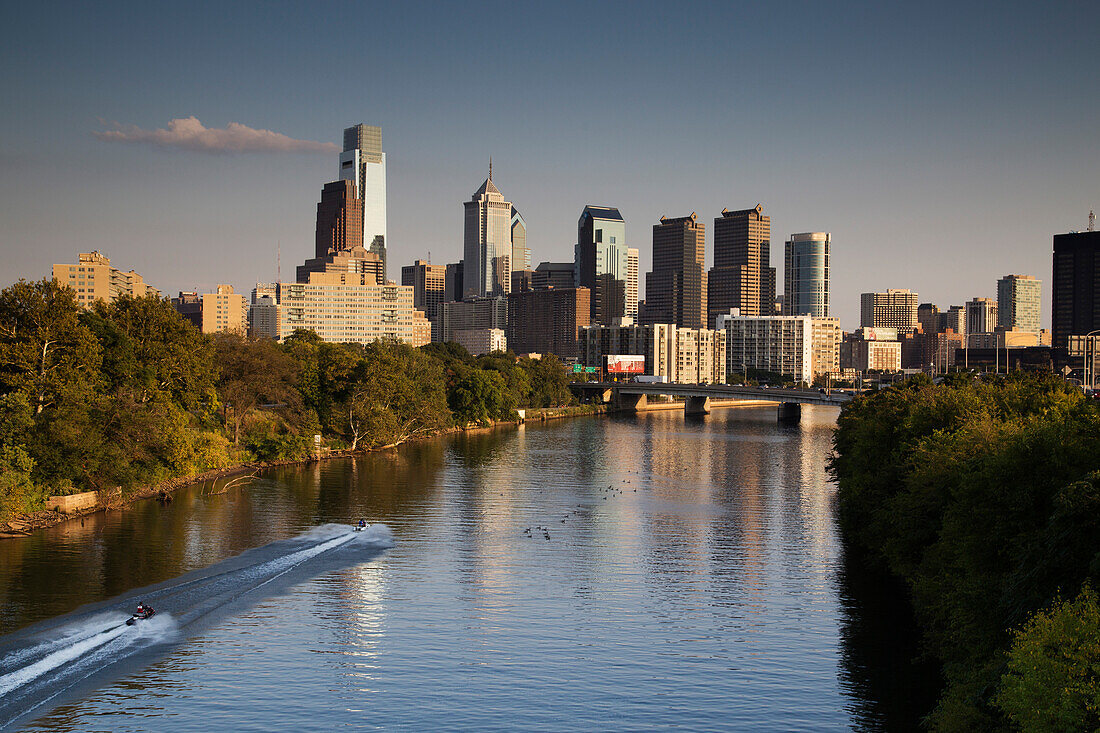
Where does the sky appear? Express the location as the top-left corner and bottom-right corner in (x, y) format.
(1, 0), (1097, 329)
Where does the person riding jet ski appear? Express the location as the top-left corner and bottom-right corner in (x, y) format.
(127, 602), (156, 624)
(356, 519), (367, 531)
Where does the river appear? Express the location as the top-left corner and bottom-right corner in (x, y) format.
(0, 406), (937, 731)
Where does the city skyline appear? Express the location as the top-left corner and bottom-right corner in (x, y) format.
(2, 2), (1097, 329)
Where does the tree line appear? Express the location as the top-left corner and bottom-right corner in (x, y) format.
(0, 279), (575, 518)
(830, 372), (1100, 730)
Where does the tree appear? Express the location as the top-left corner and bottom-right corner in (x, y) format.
(89, 294), (217, 412)
(215, 334), (299, 445)
(995, 585), (1100, 732)
(0, 279), (101, 414)
(342, 342), (450, 449)
(448, 365), (508, 425)
(526, 354), (573, 408)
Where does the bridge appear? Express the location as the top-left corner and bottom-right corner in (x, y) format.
(569, 381), (852, 421)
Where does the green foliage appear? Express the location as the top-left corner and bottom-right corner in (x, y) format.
(215, 333), (300, 445)
(448, 365), (509, 425)
(525, 354), (573, 408)
(995, 586), (1100, 732)
(830, 372), (1100, 728)
(0, 279), (102, 415)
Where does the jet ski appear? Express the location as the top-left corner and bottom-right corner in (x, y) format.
(126, 604), (156, 625)
(354, 520), (369, 532)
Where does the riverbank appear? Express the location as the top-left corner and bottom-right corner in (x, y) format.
(0, 403), (613, 537)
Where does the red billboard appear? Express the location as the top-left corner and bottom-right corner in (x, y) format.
(606, 355), (645, 374)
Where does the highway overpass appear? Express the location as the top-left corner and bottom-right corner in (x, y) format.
(569, 381), (852, 420)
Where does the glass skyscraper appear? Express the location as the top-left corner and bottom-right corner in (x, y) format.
(784, 232), (830, 318)
(339, 124), (387, 279)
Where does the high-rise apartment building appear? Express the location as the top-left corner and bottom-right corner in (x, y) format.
(1052, 231), (1100, 349)
(860, 289), (919, 333)
(708, 205), (774, 325)
(626, 247), (639, 319)
(582, 322), (726, 385)
(511, 206), (530, 275)
(53, 251), (160, 307)
(965, 297), (999, 336)
(575, 206), (631, 325)
(717, 313), (838, 384)
(463, 169), (513, 299)
(997, 274), (1042, 332)
(784, 232), (830, 317)
(314, 179), (363, 259)
(643, 213), (707, 329)
(278, 275), (430, 346)
(507, 287), (591, 358)
(339, 124), (387, 278)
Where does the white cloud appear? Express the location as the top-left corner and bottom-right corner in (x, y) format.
(93, 116), (339, 154)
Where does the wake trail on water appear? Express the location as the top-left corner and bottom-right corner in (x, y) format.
(0, 523), (392, 731)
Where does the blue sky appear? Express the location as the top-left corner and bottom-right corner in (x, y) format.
(1, 1), (1097, 328)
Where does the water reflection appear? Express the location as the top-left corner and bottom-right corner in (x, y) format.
(2, 405), (935, 730)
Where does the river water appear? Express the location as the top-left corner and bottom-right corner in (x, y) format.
(0, 406), (936, 731)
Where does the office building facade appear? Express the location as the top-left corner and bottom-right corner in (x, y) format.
(643, 213), (707, 329)
(575, 205), (631, 325)
(784, 232), (830, 317)
(996, 274), (1041, 333)
(440, 297), (508, 344)
(297, 245), (384, 286)
(860, 289), (919, 333)
(582, 322), (725, 385)
(339, 124), (387, 278)
(507, 287), (590, 358)
(965, 297), (999, 336)
(315, 179), (363, 259)
(1052, 231), (1100, 350)
(463, 170), (513, 298)
(277, 275), (430, 346)
(708, 205), (774, 324)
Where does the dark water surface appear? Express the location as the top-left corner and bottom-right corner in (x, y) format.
(0, 406), (933, 731)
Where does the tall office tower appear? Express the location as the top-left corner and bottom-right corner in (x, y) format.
(784, 232), (830, 317)
(997, 274), (1042, 332)
(965, 297), (999, 335)
(708, 205), (774, 325)
(463, 166), (513, 298)
(445, 262), (464, 303)
(1052, 231), (1100, 349)
(626, 247), (639, 319)
(511, 206), (531, 275)
(340, 124), (387, 278)
(643, 213), (707, 329)
(860, 289), (919, 333)
(575, 205), (630, 324)
(315, 180), (363, 258)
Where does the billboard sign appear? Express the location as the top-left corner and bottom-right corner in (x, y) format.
(606, 355), (645, 374)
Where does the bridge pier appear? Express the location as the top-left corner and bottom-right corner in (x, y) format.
(614, 392), (648, 413)
(777, 402), (802, 423)
(685, 395), (711, 415)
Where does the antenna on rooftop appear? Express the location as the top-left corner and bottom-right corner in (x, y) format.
(277, 241), (282, 283)
(1090, 210), (1096, 232)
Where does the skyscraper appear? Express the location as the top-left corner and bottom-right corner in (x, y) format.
(314, 179), (363, 258)
(643, 213), (707, 329)
(511, 206), (530, 275)
(340, 124), (387, 279)
(708, 205), (774, 325)
(784, 232), (830, 318)
(462, 166), (512, 299)
(965, 297), (998, 335)
(860, 289), (919, 333)
(996, 274), (1042, 332)
(575, 205), (630, 325)
(626, 247), (639, 320)
(1052, 231), (1100, 349)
